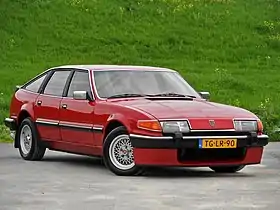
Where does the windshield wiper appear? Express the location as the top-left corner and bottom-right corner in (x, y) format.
(107, 93), (146, 99)
(147, 92), (196, 98)
(107, 92), (196, 99)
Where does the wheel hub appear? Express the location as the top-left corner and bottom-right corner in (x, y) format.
(20, 125), (32, 155)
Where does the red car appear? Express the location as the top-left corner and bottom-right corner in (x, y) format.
(4, 65), (269, 176)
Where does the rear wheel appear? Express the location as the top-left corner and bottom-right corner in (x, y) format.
(210, 165), (245, 173)
(103, 126), (142, 176)
(18, 118), (46, 161)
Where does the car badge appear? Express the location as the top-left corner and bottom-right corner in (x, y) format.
(209, 120), (215, 127)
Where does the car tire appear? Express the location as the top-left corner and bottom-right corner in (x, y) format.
(209, 165), (245, 173)
(103, 126), (143, 176)
(17, 117), (46, 161)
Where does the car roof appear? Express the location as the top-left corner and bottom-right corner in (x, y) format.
(49, 65), (176, 72)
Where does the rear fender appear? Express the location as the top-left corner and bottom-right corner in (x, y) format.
(14, 104), (35, 148)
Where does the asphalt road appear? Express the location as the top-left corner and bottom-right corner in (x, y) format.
(0, 143), (280, 210)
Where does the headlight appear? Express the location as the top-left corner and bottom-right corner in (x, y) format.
(160, 121), (190, 133)
(234, 120), (257, 131)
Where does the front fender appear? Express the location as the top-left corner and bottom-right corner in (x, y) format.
(103, 108), (163, 138)
(105, 113), (133, 133)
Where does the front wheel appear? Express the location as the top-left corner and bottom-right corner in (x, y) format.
(103, 126), (142, 176)
(210, 165), (245, 173)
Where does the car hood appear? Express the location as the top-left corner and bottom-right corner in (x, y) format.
(111, 98), (258, 129)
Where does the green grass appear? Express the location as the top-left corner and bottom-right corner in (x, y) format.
(1, 0), (280, 141)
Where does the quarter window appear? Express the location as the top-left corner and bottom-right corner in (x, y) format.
(25, 73), (47, 93)
(67, 71), (90, 97)
(43, 71), (71, 96)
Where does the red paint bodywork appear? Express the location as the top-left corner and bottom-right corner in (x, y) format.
(35, 94), (61, 141)
(133, 147), (263, 166)
(8, 65), (267, 167)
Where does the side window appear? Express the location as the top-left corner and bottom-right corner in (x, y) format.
(25, 74), (47, 93)
(43, 71), (71, 96)
(67, 71), (91, 97)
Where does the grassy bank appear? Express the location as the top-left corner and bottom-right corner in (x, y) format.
(1, 0), (280, 141)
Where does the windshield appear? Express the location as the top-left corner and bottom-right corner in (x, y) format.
(93, 70), (201, 98)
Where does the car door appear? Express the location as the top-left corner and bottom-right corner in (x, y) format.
(34, 69), (72, 141)
(59, 69), (95, 146)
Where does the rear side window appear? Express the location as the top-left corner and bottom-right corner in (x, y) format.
(67, 71), (90, 97)
(25, 74), (47, 93)
(43, 71), (71, 96)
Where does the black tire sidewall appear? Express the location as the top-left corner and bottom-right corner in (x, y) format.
(103, 126), (141, 176)
(18, 118), (40, 160)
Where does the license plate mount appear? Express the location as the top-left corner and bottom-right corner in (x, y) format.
(198, 139), (237, 149)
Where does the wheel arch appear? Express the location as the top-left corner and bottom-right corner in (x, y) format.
(103, 120), (127, 143)
(15, 109), (32, 148)
(18, 110), (31, 125)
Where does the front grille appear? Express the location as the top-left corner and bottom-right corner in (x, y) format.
(177, 148), (246, 162)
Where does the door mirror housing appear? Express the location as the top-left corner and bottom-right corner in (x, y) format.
(199, 91), (210, 100)
(73, 91), (93, 101)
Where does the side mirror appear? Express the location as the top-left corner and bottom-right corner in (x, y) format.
(199, 91), (210, 100)
(73, 91), (92, 101)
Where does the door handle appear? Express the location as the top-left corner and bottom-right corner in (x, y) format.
(37, 100), (42, 106)
(61, 104), (67, 109)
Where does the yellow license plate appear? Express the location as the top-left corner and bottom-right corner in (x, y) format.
(199, 139), (237, 149)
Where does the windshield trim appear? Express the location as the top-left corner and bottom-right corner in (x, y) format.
(92, 69), (200, 100)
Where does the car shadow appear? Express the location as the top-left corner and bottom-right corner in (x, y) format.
(40, 154), (255, 178)
(41, 154), (105, 169)
(140, 166), (255, 178)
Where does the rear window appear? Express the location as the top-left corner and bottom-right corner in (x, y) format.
(24, 73), (47, 93)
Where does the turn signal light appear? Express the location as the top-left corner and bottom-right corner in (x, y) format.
(257, 120), (264, 133)
(137, 120), (162, 132)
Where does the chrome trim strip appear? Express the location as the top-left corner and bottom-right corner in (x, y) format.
(59, 123), (92, 130)
(257, 134), (269, 139)
(158, 119), (189, 120)
(91, 70), (104, 100)
(92, 126), (103, 131)
(88, 70), (96, 101)
(36, 119), (59, 126)
(4, 118), (15, 123)
(36, 119), (103, 132)
(4, 118), (17, 130)
(125, 133), (268, 140)
(129, 134), (173, 140)
(129, 133), (252, 140)
(182, 135), (248, 139)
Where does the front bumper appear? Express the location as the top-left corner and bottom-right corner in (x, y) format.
(130, 133), (269, 149)
(130, 133), (268, 166)
(4, 118), (17, 130)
